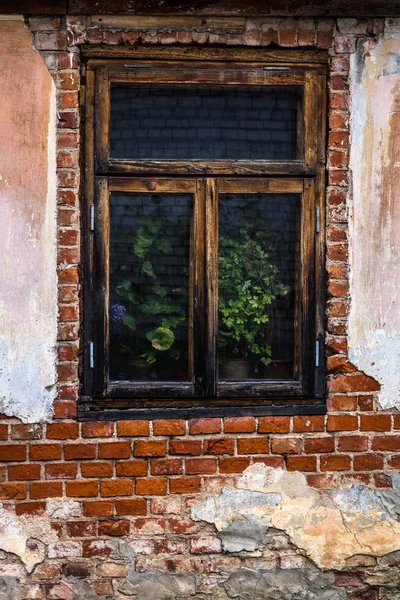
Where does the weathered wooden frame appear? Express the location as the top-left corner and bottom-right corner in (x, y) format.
(80, 46), (326, 419)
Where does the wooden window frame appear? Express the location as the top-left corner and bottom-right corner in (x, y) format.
(79, 47), (327, 421)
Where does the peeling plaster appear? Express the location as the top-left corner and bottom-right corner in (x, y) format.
(349, 23), (400, 409)
(0, 19), (57, 422)
(0, 506), (58, 573)
(192, 464), (400, 570)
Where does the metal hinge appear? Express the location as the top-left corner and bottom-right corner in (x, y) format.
(89, 341), (94, 369)
(263, 66), (291, 71)
(316, 206), (321, 233)
(90, 205), (95, 231)
(315, 340), (320, 368)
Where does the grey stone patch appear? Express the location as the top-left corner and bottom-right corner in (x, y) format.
(110, 539), (136, 564)
(72, 580), (107, 600)
(223, 569), (346, 600)
(219, 518), (267, 552)
(118, 572), (196, 599)
(363, 568), (400, 588)
(379, 473), (400, 520)
(0, 578), (22, 600)
(191, 486), (281, 530)
(378, 550), (400, 567)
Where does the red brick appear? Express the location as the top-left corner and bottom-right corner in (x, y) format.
(358, 395), (374, 412)
(58, 91), (78, 109)
(101, 480), (133, 497)
(154, 539), (189, 554)
(334, 572), (364, 587)
(293, 416), (325, 433)
(82, 422), (114, 438)
(58, 322), (78, 341)
(58, 229), (78, 246)
(326, 300), (348, 318)
(135, 478), (167, 496)
(57, 130), (78, 149)
(329, 374), (380, 393)
(30, 444), (61, 461)
(327, 356), (357, 374)
(304, 437), (334, 453)
(83, 501), (114, 517)
(46, 423), (78, 440)
(169, 517), (199, 534)
(170, 477), (201, 494)
(329, 131), (349, 149)
(307, 473), (337, 489)
(0, 483), (26, 499)
(271, 437), (302, 454)
(371, 436), (400, 451)
(66, 521), (97, 538)
(134, 517), (165, 533)
(327, 281), (349, 299)
(115, 498), (147, 516)
(57, 190), (78, 207)
(287, 456), (317, 471)
(30, 482), (62, 499)
(330, 74), (349, 91)
(327, 263), (347, 279)
(327, 415), (358, 431)
(66, 480), (98, 497)
(0, 424), (8, 440)
(190, 536), (222, 554)
(327, 395), (357, 411)
(83, 540), (113, 558)
(134, 440), (166, 457)
(185, 458), (217, 475)
(320, 455), (351, 471)
(328, 170), (348, 187)
(16, 501), (46, 516)
(189, 418), (221, 435)
(337, 435), (368, 452)
(117, 421), (150, 437)
(219, 457), (250, 473)
(387, 455), (400, 470)
(374, 473), (392, 488)
(57, 361), (78, 381)
(46, 463), (77, 479)
(360, 414), (392, 432)
(353, 454), (383, 471)
(394, 414), (400, 429)
(98, 519), (130, 537)
(64, 443), (96, 460)
(204, 438), (235, 455)
(57, 345), (77, 362)
(98, 442), (131, 459)
(10, 424), (42, 441)
(261, 22), (278, 45)
(328, 150), (349, 169)
(151, 459), (183, 475)
(169, 440), (201, 455)
(223, 417), (255, 433)
(258, 416), (290, 433)
(58, 71), (79, 90)
(237, 438), (269, 455)
(297, 19), (314, 45)
(153, 420), (186, 436)
(58, 110), (78, 129)
(0, 466), (5, 482)
(278, 18), (297, 46)
(81, 462), (113, 478)
(116, 460), (148, 477)
(316, 19), (334, 49)
(0, 444), (26, 462)
(327, 320), (346, 335)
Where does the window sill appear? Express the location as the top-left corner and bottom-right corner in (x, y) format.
(77, 396), (326, 421)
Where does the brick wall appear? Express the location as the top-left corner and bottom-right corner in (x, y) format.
(0, 14), (397, 599)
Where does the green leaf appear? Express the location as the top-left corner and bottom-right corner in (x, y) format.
(152, 283), (167, 298)
(156, 238), (172, 253)
(146, 327), (175, 351)
(162, 316), (184, 329)
(142, 261), (156, 278)
(122, 314), (137, 330)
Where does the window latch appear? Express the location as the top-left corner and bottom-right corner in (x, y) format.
(90, 205), (95, 232)
(262, 66), (291, 71)
(89, 341), (94, 369)
(123, 64), (151, 69)
(315, 340), (320, 368)
(316, 206), (321, 233)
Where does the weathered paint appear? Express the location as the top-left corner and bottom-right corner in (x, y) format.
(349, 22), (400, 410)
(192, 464), (400, 570)
(0, 17), (57, 422)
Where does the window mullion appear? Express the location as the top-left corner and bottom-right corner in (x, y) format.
(204, 178), (218, 397)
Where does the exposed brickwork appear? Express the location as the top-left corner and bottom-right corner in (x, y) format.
(0, 13), (396, 599)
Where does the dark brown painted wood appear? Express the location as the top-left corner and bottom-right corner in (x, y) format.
(83, 46), (329, 65)
(0, 0), (66, 13)
(94, 67), (110, 173)
(205, 178), (218, 398)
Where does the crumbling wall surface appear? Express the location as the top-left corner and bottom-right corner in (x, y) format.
(0, 16), (57, 423)
(349, 20), (400, 410)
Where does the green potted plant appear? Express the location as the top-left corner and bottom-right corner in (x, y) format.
(218, 226), (289, 380)
(111, 216), (186, 380)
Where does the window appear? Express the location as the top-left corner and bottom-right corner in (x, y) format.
(81, 47), (327, 419)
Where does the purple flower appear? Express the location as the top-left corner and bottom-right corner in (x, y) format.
(111, 303), (127, 335)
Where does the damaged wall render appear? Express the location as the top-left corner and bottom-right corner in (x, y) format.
(349, 20), (400, 410)
(0, 16), (57, 423)
(1, 11), (400, 600)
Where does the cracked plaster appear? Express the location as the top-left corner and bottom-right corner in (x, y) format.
(192, 464), (400, 570)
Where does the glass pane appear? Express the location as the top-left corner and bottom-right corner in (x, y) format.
(110, 84), (302, 161)
(109, 192), (192, 382)
(218, 194), (299, 381)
